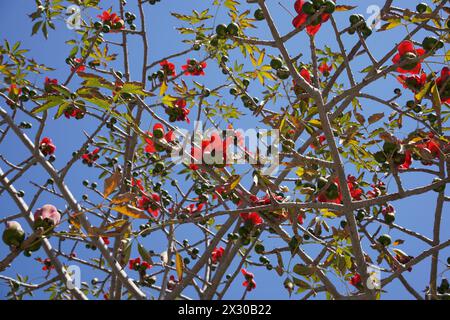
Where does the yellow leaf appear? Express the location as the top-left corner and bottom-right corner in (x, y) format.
(160, 80), (168, 96)
(161, 94), (177, 107)
(431, 82), (441, 109)
(111, 205), (149, 219)
(103, 169), (121, 198)
(415, 81), (432, 101)
(295, 167), (305, 177)
(175, 251), (184, 280)
(379, 19), (401, 31)
(257, 50), (265, 66)
(104, 219), (128, 231)
(111, 192), (136, 205)
(335, 5), (357, 11)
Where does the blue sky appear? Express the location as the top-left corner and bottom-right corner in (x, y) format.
(0, 0), (448, 300)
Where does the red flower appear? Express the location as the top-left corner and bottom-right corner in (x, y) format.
(132, 178), (144, 191)
(81, 148), (100, 166)
(347, 175), (363, 201)
(318, 62), (333, 76)
(160, 60), (176, 76)
(71, 58), (86, 73)
(64, 105), (85, 119)
(36, 257), (55, 271)
(182, 59), (207, 76)
(6, 84), (21, 106)
(416, 133), (441, 163)
(241, 268), (256, 291)
(349, 273), (361, 287)
(392, 40), (425, 74)
(186, 202), (204, 215)
(189, 132), (232, 170)
(396, 73), (427, 93)
(145, 123), (174, 154)
(168, 99), (190, 123)
(292, 0), (331, 36)
(398, 150), (412, 170)
(366, 181), (385, 199)
(44, 77), (58, 93)
(436, 67), (450, 104)
(300, 68), (312, 84)
(39, 137), (56, 156)
(211, 247), (225, 264)
(137, 193), (161, 217)
(240, 212), (263, 226)
(101, 237), (110, 245)
(317, 178), (342, 204)
(7, 84), (21, 96)
(310, 134), (326, 150)
(98, 11), (124, 32)
(129, 257), (152, 272)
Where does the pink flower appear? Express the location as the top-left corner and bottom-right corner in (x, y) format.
(34, 204), (61, 227)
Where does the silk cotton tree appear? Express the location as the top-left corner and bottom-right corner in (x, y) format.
(0, 0), (449, 300)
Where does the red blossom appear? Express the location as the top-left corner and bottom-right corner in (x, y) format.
(392, 40), (425, 74)
(211, 247), (225, 264)
(81, 148), (100, 166)
(129, 257), (152, 271)
(101, 237), (110, 245)
(240, 212), (263, 226)
(398, 150), (412, 170)
(347, 175), (363, 201)
(310, 134), (326, 150)
(145, 123), (175, 154)
(137, 193), (161, 217)
(186, 202), (204, 215)
(241, 268), (256, 291)
(396, 73), (427, 93)
(292, 0), (331, 36)
(318, 62), (333, 76)
(98, 11), (124, 32)
(182, 59), (207, 76)
(71, 58), (86, 73)
(349, 273), (361, 287)
(160, 60), (176, 76)
(44, 77), (58, 93)
(436, 66), (450, 104)
(36, 257), (55, 271)
(39, 137), (56, 156)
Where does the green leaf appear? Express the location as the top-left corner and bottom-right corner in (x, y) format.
(293, 264), (313, 276)
(32, 96), (64, 114)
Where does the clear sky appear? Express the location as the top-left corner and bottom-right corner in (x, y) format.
(0, 0), (448, 300)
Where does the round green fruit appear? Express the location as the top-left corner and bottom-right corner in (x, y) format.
(384, 212), (395, 225)
(432, 178), (445, 192)
(422, 36), (440, 51)
(302, 1), (316, 15)
(226, 23), (239, 36)
(254, 9), (265, 21)
(378, 234), (392, 246)
(323, 0), (336, 14)
(276, 66), (290, 80)
(2, 221), (25, 248)
(216, 24), (228, 37)
(270, 58), (283, 70)
(416, 3), (428, 14)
